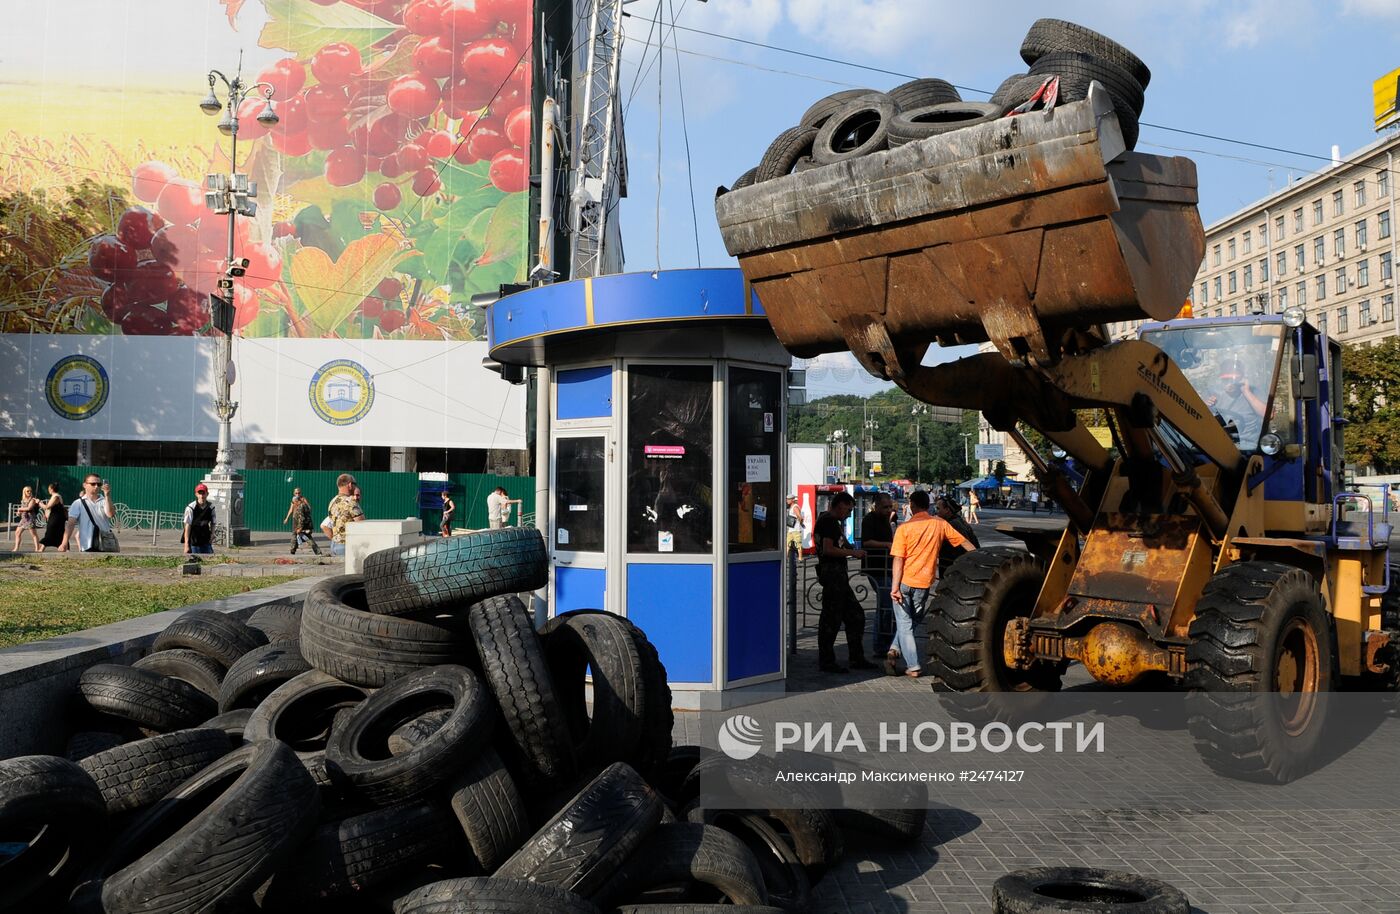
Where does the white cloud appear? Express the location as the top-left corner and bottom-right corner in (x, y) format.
(1344, 0), (1400, 17)
(708, 0), (784, 40)
(784, 0), (930, 57)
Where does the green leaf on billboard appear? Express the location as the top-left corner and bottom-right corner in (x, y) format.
(330, 199), (371, 249)
(439, 160), (494, 197)
(418, 226), (458, 285)
(475, 200), (527, 270)
(244, 306), (286, 339)
(259, 0), (398, 60)
(290, 232), (413, 336)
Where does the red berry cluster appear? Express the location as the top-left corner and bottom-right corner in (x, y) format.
(257, 0), (531, 207)
(94, 162), (280, 335)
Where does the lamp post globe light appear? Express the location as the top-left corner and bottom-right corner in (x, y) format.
(198, 64), (278, 547)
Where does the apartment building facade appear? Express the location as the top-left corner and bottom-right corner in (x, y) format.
(1111, 131), (1400, 345)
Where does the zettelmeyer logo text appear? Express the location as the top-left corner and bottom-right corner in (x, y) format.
(718, 714), (1105, 760)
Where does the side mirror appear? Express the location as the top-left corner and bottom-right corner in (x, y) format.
(1293, 353), (1319, 400)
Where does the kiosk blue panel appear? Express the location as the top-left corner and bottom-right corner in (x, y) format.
(727, 561), (782, 681)
(557, 366), (613, 419)
(556, 566), (605, 613)
(628, 563), (713, 683)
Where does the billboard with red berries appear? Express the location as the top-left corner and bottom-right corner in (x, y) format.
(0, 0), (532, 340)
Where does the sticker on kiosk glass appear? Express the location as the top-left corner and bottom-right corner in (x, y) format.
(658, 531), (674, 552)
(645, 445), (685, 459)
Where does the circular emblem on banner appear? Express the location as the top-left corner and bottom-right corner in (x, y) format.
(45, 355), (109, 420)
(310, 359), (375, 426)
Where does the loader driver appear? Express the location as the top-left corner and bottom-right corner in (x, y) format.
(1206, 354), (1267, 448)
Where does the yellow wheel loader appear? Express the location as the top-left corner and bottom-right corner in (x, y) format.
(716, 84), (1395, 783)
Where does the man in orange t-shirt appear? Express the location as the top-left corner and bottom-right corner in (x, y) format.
(887, 489), (975, 676)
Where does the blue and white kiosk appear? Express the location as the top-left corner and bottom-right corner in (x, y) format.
(486, 269), (788, 708)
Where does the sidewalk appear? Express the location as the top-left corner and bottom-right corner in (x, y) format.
(0, 527), (342, 575)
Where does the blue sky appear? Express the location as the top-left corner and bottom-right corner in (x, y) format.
(613, 0), (1400, 396)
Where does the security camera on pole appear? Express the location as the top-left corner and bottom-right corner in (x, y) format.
(198, 61), (279, 547)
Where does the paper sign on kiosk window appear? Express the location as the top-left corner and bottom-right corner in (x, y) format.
(658, 531), (674, 552)
(557, 528), (569, 545)
(745, 455), (771, 483)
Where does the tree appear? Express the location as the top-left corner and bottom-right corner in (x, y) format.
(1342, 338), (1400, 473)
(992, 460), (1008, 485)
(787, 387), (969, 482)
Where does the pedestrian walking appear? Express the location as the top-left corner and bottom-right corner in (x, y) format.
(889, 489), (975, 677)
(440, 490), (456, 537)
(861, 492), (897, 665)
(966, 488), (981, 524)
(38, 483), (67, 552)
(1029, 489), (1040, 514)
(326, 473), (365, 557)
(182, 484), (216, 556)
(60, 474), (116, 552)
(12, 486), (41, 552)
(814, 492), (875, 674)
(283, 488), (321, 555)
(486, 486), (512, 528)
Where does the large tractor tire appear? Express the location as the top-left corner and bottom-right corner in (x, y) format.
(1185, 561), (1334, 784)
(926, 548), (1062, 718)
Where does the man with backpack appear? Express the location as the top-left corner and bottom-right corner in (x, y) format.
(184, 483), (216, 556)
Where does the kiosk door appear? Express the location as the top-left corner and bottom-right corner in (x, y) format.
(552, 433), (610, 614)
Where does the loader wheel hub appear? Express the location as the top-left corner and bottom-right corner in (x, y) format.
(1274, 618), (1321, 736)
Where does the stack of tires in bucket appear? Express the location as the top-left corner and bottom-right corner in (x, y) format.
(0, 526), (922, 914)
(729, 18), (1149, 190)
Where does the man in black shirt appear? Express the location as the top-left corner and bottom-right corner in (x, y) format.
(861, 493), (897, 669)
(815, 492), (875, 673)
(935, 495), (980, 577)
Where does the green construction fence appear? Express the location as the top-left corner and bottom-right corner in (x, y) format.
(0, 465), (534, 535)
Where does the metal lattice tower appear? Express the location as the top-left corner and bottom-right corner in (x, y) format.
(569, 0), (624, 278)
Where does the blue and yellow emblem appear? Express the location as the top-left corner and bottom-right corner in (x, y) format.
(310, 359), (375, 426)
(45, 355), (109, 420)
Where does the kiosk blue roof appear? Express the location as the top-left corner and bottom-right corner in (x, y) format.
(486, 268), (767, 366)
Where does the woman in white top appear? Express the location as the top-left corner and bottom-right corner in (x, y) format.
(61, 474), (115, 552)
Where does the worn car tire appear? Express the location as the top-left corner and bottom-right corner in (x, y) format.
(1028, 51), (1143, 150)
(152, 608), (265, 668)
(327, 664), (495, 806)
(813, 97), (896, 165)
(362, 528), (548, 617)
(541, 610), (646, 770)
(301, 574), (473, 687)
(0, 755), (105, 914)
(495, 762), (664, 897)
(992, 866), (1189, 913)
(687, 808), (809, 912)
(132, 649), (226, 699)
(388, 708), (453, 756)
(447, 746), (531, 874)
(247, 599), (304, 644)
(754, 125), (818, 183)
(469, 594), (576, 786)
(1019, 18), (1151, 88)
(731, 167), (758, 190)
(66, 731), (130, 762)
(217, 641), (312, 712)
(799, 88), (881, 129)
(201, 708), (253, 747)
(394, 877), (601, 914)
(79, 729), (231, 815)
(244, 669), (369, 786)
(259, 801), (455, 904)
(989, 73), (1045, 111)
(94, 741), (319, 914)
(887, 101), (1002, 148)
(79, 664), (216, 733)
(887, 77), (961, 111)
(614, 908), (785, 914)
(594, 822), (768, 909)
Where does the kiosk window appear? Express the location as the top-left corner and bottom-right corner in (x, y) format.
(728, 367), (782, 553)
(627, 365), (713, 553)
(555, 437), (605, 552)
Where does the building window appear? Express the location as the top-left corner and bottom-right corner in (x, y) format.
(1316, 275), (1327, 300)
(1212, 243), (1221, 266)
(728, 367), (783, 553)
(1333, 190), (1344, 217)
(1259, 257), (1269, 283)
(1356, 180), (1367, 208)
(1384, 293), (1394, 322)
(626, 364), (714, 554)
(1361, 299), (1372, 325)
(1313, 236), (1325, 264)
(1243, 265), (1253, 289)
(1275, 215), (1285, 240)
(1297, 281), (1307, 306)
(1294, 207), (1305, 232)
(1242, 230), (1252, 254)
(1334, 228), (1346, 257)
(1278, 286), (1288, 310)
(1337, 306), (1348, 333)
(1383, 251), (1394, 280)
(1200, 281), (1208, 302)
(1380, 169), (1390, 197)
(1214, 276), (1222, 300)
(1359, 258), (1370, 287)
(1228, 271), (1238, 294)
(1295, 244), (1306, 270)
(1357, 219), (1369, 248)
(1313, 199), (1324, 224)
(1228, 304), (1238, 316)
(1228, 238), (1236, 260)
(1381, 210), (1392, 239)
(1336, 266), (1348, 293)
(1277, 251), (1287, 277)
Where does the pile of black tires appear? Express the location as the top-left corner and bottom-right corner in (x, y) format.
(0, 526), (920, 913)
(731, 18), (1149, 190)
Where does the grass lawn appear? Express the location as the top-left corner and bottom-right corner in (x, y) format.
(0, 555), (296, 648)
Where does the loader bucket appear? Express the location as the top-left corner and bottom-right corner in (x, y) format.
(715, 84), (1205, 372)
